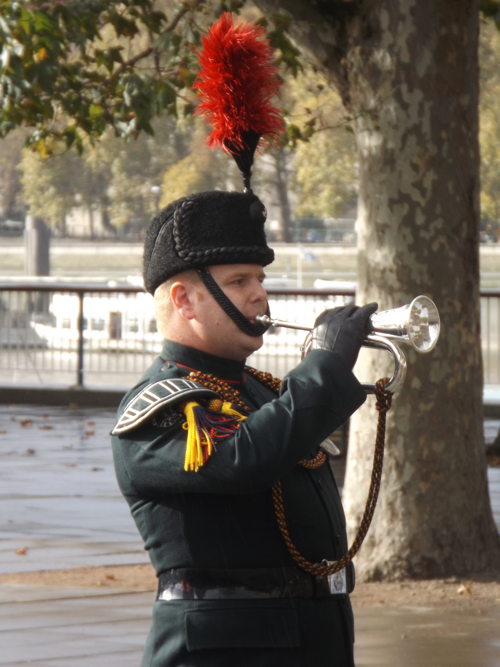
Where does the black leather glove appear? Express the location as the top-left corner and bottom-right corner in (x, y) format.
(309, 302), (378, 369)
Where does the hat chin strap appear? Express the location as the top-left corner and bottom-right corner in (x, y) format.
(197, 268), (268, 337)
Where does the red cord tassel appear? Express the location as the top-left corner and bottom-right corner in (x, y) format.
(194, 12), (284, 155)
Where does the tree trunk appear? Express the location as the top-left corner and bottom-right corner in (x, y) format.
(255, 0), (500, 577)
(101, 206), (118, 237)
(88, 206), (95, 240)
(344, 0), (499, 579)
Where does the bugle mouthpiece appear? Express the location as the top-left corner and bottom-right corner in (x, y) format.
(255, 314), (312, 332)
(255, 314), (273, 329)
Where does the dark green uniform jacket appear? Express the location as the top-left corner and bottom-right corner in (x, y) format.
(112, 340), (367, 667)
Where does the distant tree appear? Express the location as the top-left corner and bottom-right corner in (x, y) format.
(102, 116), (193, 231)
(159, 120), (238, 205)
(0, 129), (26, 219)
(260, 146), (294, 242)
(20, 144), (81, 234)
(17, 114), (193, 236)
(293, 126), (357, 220)
(287, 67), (358, 219)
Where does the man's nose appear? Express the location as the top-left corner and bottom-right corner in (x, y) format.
(251, 281), (268, 302)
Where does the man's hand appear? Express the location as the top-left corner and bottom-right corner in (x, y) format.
(309, 303), (378, 369)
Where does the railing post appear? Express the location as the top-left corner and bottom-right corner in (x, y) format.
(76, 291), (85, 387)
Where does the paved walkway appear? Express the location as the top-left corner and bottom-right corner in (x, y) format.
(2, 583), (499, 667)
(0, 404), (499, 666)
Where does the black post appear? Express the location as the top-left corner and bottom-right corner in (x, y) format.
(76, 291), (85, 387)
(24, 215), (50, 276)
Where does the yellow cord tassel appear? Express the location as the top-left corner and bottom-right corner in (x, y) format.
(182, 400), (247, 472)
(183, 402), (212, 472)
(207, 399), (247, 421)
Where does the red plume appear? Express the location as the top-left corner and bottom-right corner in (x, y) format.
(193, 13), (284, 189)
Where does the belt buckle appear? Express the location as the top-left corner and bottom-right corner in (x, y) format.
(326, 567), (347, 594)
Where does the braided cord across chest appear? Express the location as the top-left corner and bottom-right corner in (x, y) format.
(187, 367), (325, 469)
(187, 369), (393, 579)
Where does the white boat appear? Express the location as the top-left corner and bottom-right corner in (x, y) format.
(31, 290), (161, 353)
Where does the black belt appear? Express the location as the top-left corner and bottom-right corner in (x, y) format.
(156, 565), (355, 601)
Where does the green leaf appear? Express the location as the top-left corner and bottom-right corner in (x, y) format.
(89, 103), (104, 119)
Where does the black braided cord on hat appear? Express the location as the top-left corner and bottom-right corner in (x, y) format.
(172, 198), (195, 260)
(173, 198), (269, 266)
(197, 268), (268, 337)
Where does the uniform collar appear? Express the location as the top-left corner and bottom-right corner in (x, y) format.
(160, 339), (246, 383)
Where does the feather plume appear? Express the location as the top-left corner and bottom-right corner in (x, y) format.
(194, 12), (284, 190)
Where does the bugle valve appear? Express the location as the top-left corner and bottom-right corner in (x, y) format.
(256, 295), (440, 394)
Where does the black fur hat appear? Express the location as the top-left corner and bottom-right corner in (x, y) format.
(143, 190), (274, 294)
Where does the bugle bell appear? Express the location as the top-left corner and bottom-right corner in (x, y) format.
(256, 295), (440, 394)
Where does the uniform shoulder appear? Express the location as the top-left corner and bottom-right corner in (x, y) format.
(112, 363), (218, 436)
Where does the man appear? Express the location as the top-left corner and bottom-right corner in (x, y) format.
(111, 188), (376, 666)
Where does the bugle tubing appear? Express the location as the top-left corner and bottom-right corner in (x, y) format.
(256, 295), (440, 394)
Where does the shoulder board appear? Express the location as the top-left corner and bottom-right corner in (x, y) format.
(112, 378), (218, 436)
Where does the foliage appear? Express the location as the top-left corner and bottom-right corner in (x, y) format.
(288, 68), (357, 218)
(17, 114), (193, 233)
(0, 0), (310, 234)
(1, 0), (499, 235)
(20, 141), (80, 231)
(0, 0), (498, 154)
(0, 0), (305, 155)
(0, 127), (26, 218)
(0, 0), (207, 154)
(161, 119), (245, 204)
(102, 115), (193, 229)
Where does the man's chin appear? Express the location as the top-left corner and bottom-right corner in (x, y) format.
(244, 335), (264, 356)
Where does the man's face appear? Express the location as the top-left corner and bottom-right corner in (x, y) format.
(191, 264), (268, 361)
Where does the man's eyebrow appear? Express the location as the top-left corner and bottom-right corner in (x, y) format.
(222, 268), (266, 282)
(226, 270), (253, 279)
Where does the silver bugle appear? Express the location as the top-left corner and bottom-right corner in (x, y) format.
(256, 295), (440, 393)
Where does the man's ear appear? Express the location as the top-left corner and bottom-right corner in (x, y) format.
(170, 280), (196, 320)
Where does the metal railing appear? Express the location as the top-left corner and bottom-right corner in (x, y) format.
(1, 281), (499, 389)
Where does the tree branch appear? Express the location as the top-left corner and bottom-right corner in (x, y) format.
(105, 0), (207, 84)
(252, 0), (359, 107)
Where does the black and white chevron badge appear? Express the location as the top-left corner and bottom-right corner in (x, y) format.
(112, 378), (217, 435)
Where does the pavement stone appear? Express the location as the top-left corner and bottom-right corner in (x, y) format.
(0, 587), (499, 666)
(0, 403), (148, 573)
(0, 588), (151, 666)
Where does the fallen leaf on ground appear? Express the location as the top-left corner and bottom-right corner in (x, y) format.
(457, 582), (473, 596)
